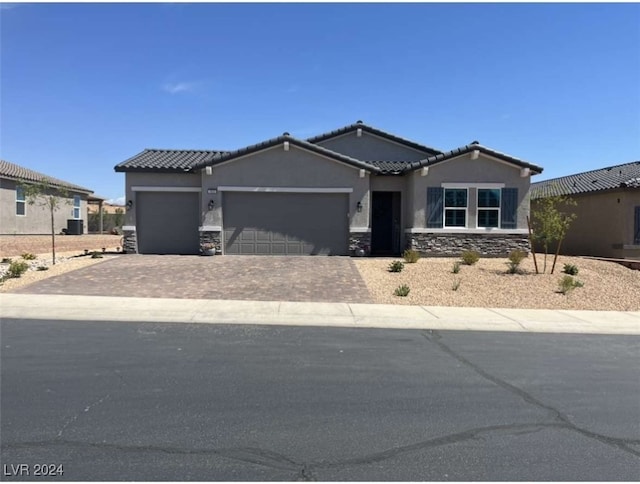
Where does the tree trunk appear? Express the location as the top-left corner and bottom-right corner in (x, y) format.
(50, 205), (56, 265)
(526, 215), (539, 274)
(551, 236), (564, 274)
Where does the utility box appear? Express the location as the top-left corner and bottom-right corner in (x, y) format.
(67, 219), (84, 235)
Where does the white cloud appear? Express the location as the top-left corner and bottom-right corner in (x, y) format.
(162, 81), (197, 94)
(106, 196), (125, 206)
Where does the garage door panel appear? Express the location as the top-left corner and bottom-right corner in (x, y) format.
(136, 192), (200, 255)
(223, 193), (348, 255)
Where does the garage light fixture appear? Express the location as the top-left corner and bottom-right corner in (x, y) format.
(356, 201), (363, 213)
(208, 200), (215, 210)
(126, 200), (133, 209)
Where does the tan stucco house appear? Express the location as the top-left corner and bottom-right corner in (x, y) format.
(0, 159), (96, 235)
(114, 121), (544, 256)
(531, 161), (640, 260)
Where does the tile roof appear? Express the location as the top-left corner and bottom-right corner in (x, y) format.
(307, 121), (442, 156)
(0, 159), (93, 193)
(409, 142), (544, 174)
(367, 160), (413, 174)
(114, 149), (229, 172)
(194, 134), (381, 173)
(530, 161), (640, 199)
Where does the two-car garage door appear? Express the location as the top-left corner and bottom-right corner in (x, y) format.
(223, 192), (349, 255)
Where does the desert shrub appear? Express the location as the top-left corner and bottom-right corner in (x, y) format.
(1, 258), (12, 264)
(91, 251), (103, 259)
(394, 284), (410, 297)
(506, 250), (527, 274)
(558, 275), (584, 295)
(388, 260), (405, 273)
(452, 278), (461, 291)
(7, 260), (29, 278)
(403, 249), (420, 263)
(563, 263), (579, 276)
(452, 261), (461, 274)
(21, 252), (37, 260)
(37, 265), (49, 271)
(461, 250), (480, 266)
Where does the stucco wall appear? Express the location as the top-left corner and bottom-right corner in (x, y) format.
(200, 145), (370, 230)
(531, 188), (640, 258)
(0, 178), (89, 235)
(316, 131), (429, 162)
(409, 153), (532, 230)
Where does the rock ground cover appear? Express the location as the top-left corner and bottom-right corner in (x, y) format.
(353, 255), (640, 311)
(0, 234), (121, 258)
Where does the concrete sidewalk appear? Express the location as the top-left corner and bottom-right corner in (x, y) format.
(2, 293), (639, 335)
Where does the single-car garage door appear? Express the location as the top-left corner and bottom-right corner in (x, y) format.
(136, 191), (200, 254)
(223, 192), (349, 255)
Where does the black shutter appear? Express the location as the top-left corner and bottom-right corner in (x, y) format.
(501, 188), (518, 229)
(426, 187), (444, 228)
(634, 206), (640, 244)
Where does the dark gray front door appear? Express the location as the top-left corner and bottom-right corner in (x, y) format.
(136, 191), (200, 255)
(223, 192), (349, 255)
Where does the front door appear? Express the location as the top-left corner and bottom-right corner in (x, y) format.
(371, 191), (401, 256)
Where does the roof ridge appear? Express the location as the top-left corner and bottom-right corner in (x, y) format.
(0, 159), (93, 193)
(193, 133), (380, 173)
(532, 160), (640, 186)
(306, 121), (442, 156)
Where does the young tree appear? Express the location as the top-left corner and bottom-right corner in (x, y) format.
(531, 194), (577, 274)
(20, 178), (72, 265)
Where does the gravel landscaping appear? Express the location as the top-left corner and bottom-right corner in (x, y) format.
(0, 252), (119, 293)
(354, 255), (640, 311)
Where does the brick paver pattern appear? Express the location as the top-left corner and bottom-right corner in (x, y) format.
(13, 255), (373, 303)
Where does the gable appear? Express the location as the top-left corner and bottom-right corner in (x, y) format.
(206, 144), (366, 188)
(315, 131), (431, 163)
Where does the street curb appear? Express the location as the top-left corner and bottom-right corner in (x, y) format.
(2, 294), (640, 335)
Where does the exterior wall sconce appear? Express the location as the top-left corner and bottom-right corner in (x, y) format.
(208, 200), (215, 210)
(356, 201), (363, 213)
(126, 200), (133, 209)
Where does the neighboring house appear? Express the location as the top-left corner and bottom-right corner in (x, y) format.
(531, 161), (640, 260)
(114, 121), (544, 256)
(0, 159), (94, 235)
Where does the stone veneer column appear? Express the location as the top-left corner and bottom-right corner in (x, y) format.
(349, 231), (372, 256)
(199, 231), (222, 254)
(407, 233), (530, 257)
(122, 229), (137, 254)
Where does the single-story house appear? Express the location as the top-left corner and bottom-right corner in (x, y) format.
(0, 159), (98, 235)
(114, 121), (544, 256)
(531, 161), (640, 260)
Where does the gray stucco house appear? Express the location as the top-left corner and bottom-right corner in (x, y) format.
(0, 159), (96, 235)
(531, 161), (640, 260)
(114, 122), (544, 256)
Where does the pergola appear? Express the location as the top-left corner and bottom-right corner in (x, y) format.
(87, 194), (107, 234)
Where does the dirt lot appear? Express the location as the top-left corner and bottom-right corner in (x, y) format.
(354, 255), (640, 311)
(0, 234), (121, 258)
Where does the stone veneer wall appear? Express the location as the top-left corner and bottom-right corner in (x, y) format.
(199, 231), (222, 254)
(408, 233), (530, 257)
(122, 229), (137, 254)
(349, 231), (372, 256)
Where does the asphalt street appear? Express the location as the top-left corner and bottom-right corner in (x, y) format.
(1, 318), (639, 481)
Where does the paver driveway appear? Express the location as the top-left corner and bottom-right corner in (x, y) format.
(13, 255), (373, 303)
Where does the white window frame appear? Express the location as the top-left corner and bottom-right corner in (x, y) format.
(477, 188), (501, 228)
(443, 187), (468, 228)
(72, 195), (81, 219)
(16, 187), (26, 216)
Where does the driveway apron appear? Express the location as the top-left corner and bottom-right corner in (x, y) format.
(12, 255), (373, 303)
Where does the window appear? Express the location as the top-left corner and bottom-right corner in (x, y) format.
(444, 188), (467, 227)
(73, 195), (81, 219)
(16, 187), (26, 216)
(477, 189), (501, 228)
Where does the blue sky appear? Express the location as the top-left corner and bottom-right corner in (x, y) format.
(1, 3), (639, 203)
